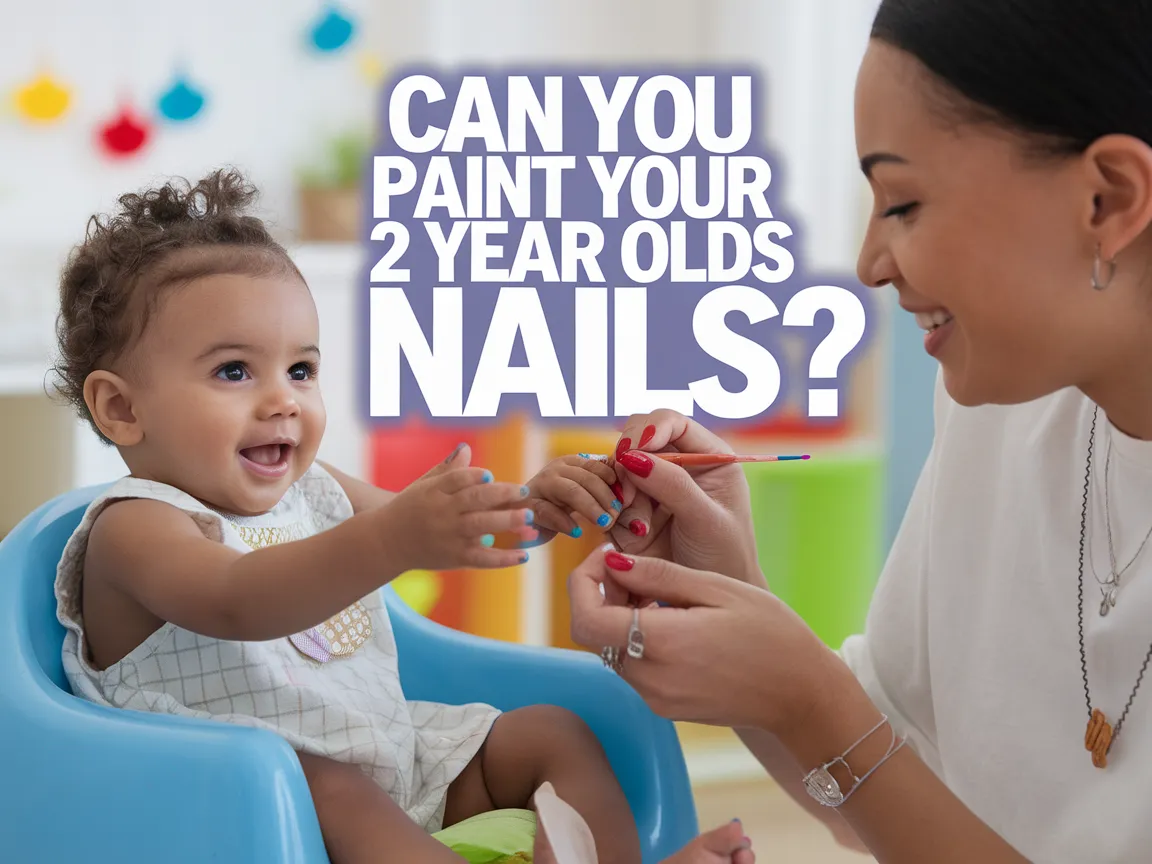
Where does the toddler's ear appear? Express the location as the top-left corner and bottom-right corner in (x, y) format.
(84, 371), (143, 446)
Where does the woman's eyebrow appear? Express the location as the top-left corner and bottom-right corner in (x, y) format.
(860, 152), (909, 179)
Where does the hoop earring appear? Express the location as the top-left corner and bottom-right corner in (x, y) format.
(1092, 245), (1116, 291)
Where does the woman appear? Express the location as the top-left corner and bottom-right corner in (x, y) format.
(568, 1), (1152, 861)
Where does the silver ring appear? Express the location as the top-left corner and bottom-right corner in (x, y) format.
(626, 607), (645, 660)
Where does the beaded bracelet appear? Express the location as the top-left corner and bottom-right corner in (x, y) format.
(802, 713), (907, 808)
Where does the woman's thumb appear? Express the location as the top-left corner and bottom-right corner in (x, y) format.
(602, 549), (724, 609)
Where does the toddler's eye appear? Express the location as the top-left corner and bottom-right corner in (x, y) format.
(216, 362), (248, 382)
(289, 362), (317, 381)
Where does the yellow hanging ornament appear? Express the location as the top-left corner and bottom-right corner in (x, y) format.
(356, 53), (385, 86)
(13, 71), (71, 124)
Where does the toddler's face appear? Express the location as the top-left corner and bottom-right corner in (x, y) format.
(124, 272), (326, 515)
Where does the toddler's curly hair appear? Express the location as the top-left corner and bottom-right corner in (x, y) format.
(52, 168), (301, 443)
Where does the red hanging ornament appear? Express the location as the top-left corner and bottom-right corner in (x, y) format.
(98, 103), (152, 157)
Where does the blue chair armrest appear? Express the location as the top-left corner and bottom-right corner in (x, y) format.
(384, 588), (699, 863)
(2, 681), (328, 864)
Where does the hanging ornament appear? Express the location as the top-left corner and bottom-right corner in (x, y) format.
(12, 70), (71, 124)
(98, 101), (152, 158)
(308, 3), (356, 53)
(157, 71), (206, 122)
(356, 53), (385, 85)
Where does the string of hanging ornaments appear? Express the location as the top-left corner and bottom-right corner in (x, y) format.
(5, 1), (379, 160)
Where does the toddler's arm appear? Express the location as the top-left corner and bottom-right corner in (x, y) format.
(84, 450), (530, 642)
(318, 460), (395, 513)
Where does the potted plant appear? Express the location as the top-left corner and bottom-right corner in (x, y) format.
(296, 129), (372, 242)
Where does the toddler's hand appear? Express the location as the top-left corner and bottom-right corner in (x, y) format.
(524, 455), (624, 539)
(379, 444), (533, 572)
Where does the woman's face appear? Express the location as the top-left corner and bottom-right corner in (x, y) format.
(854, 41), (1140, 408)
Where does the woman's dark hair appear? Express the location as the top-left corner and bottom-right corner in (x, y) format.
(871, 0), (1152, 155)
(52, 168), (302, 443)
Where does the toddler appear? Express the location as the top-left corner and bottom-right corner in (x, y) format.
(49, 169), (638, 863)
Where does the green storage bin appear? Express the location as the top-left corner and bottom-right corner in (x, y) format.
(744, 453), (885, 649)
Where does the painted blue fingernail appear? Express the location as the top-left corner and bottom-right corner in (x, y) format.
(570, 526), (583, 538)
(657, 601), (671, 608)
(525, 509), (534, 525)
(520, 551), (530, 563)
(611, 499), (622, 511)
(597, 513), (611, 527)
(481, 470), (493, 483)
(481, 534), (495, 547)
(578, 452), (590, 459)
(520, 485), (530, 497)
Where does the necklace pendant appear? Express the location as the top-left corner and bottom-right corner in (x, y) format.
(1100, 587), (1117, 616)
(1085, 709), (1113, 769)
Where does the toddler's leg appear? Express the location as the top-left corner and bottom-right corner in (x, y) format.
(444, 705), (640, 864)
(298, 751), (465, 864)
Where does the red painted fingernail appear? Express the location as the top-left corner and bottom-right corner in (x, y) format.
(615, 437), (631, 461)
(629, 520), (648, 537)
(639, 424), (656, 447)
(617, 451), (653, 478)
(605, 551), (634, 570)
(611, 481), (624, 500)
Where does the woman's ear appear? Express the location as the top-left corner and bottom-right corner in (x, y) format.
(83, 371), (143, 446)
(1084, 133), (1152, 261)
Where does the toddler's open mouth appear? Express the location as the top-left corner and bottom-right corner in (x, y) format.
(239, 442), (293, 478)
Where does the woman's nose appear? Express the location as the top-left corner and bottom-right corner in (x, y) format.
(856, 224), (898, 289)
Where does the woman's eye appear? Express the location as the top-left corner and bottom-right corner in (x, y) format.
(882, 202), (919, 220)
(216, 362), (248, 382)
(289, 362), (317, 381)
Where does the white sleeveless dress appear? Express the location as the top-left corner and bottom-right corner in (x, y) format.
(54, 463), (501, 832)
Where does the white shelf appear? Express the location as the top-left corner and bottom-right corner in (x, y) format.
(0, 361), (52, 397)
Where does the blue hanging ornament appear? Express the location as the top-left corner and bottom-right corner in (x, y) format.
(308, 4), (356, 53)
(157, 72), (206, 122)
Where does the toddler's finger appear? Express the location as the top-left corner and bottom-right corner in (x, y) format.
(434, 466), (498, 494)
(461, 507), (535, 539)
(562, 464), (623, 517)
(455, 479), (532, 511)
(544, 472), (619, 530)
(527, 498), (582, 538)
(464, 546), (531, 570)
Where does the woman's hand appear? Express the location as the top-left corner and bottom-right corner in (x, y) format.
(605, 410), (762, 586)
(568, 544), (848, 734)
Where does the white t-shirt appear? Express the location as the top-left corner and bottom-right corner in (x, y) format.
(840, 370), (1152, 864)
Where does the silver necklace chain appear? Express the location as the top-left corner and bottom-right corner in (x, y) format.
(1091, 430), (1152, 616)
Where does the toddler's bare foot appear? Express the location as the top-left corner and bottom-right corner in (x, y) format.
(662, 820), (755, 864)
(532, 782), (755, 864)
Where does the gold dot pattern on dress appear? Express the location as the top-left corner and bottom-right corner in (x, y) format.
(233, 523), (313, 550)
(232, 520), (372, 660)
(318, 601), (373, 656)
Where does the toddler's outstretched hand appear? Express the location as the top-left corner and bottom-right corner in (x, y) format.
(523, 455), (623, 540)
(377, 443), (533, 572)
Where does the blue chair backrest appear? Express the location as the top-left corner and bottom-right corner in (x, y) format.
(1, 486), (101, 698)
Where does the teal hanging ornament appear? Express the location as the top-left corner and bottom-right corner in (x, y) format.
(308, 4), (356, 53)
(157, 71), (206, 122)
